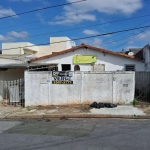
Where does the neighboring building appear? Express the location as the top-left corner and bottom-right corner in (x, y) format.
(0, 57), (25, 80)
(129, 48), (142, 55)
(31, 43), (144, 72)
(0, 54), (57, 80)
(0, 37), (76, 80)
(0, 54), (33, 80)
(135, 44), (150, 71)
(118, 48), (142, 56)
(2, 37), (76, 57)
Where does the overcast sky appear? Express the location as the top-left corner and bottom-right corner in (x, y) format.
(0, 0), (150, 51)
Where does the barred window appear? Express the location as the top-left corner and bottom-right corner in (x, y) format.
(125, 65), (135, 71)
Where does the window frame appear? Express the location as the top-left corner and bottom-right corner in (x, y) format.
(124, 64), (136, 71)
(61, 64), (71, 71)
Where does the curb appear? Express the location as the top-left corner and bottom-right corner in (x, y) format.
(4, 114), (150, 120)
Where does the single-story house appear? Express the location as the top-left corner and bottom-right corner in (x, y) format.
(30, 43), (144, 72)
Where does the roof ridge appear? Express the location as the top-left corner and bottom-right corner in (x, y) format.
(31, 43), (142, 62)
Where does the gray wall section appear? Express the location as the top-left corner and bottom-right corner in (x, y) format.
(135, 72), (150, 101)
(115, 73), (135, 103)
(82, 73), (113, 103)
(135, 72), (150, 89)
(25, 71), (135, 106)
(25, 72), (49, 106)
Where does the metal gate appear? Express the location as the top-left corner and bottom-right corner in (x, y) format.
(0, 79), (25, 107)
(135, 72), (150, 102)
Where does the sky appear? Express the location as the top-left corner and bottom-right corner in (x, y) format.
(0, 0), (150, 52)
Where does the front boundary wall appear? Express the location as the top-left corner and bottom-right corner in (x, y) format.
(25, 71), (135, 106)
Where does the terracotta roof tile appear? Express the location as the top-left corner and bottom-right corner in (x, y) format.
(31, 43), (143, 62)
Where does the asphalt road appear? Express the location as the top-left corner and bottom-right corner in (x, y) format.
(0, 118), (150, 150)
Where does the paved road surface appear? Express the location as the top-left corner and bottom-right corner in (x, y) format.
(0, 118), (150, 150)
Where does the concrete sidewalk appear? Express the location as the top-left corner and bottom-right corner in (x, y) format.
(1, 104), (150, 119)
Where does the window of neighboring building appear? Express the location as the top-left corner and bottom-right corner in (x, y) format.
(125, 65), (135, 71)
(62, 64), (71, 71)
(74, 65), (80, 71)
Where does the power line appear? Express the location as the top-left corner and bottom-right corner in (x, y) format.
(2, 24), (150, 51)
(3, 13), (150, 41)
(16, 15), (150, 37)
(0, 0), (87, 20)
(102, 32), (141, 45)
(99, 17), (150, 46)
(91, 14), (150, 48)
(0, 0), (148, 51)
(97, 28), (146, 47)
(1, 10), (150, 33)
(109, 18), (150, 49)
(111, 28), (149, 49)
(0, 1), (148, 30)
(0, 10), (91, 30)
(83, 29), (147, 49)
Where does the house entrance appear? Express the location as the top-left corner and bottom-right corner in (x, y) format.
(0, 79), (25, 107)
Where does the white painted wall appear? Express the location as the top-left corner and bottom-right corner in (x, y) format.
(37, 45), (51, 57)
(2, 37), (76, 57)
(2, 42), (38, 55)
(2, 42), (25, 54)
(32, 48), (144, 71)
(0, 58), (22, 65)
(36, 37), (76, 57)
(25, 71), (135, 106)
(50, 37), (76, 52)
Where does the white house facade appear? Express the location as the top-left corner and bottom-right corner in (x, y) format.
(31, 44), (144, 72)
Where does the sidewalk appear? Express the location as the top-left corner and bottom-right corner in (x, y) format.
(1, 104), (150, 119)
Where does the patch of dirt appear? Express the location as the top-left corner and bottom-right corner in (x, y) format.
(33, 105), (91, 112)
(72, 105), (91, 113)
(135, 101), (150, 115)
(138, 101), (150, 106)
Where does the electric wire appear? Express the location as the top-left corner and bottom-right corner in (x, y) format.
(0, 0), (87, 20)
(2, 24), (150, 51)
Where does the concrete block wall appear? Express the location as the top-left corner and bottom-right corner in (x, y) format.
(25, 71), (135, 106)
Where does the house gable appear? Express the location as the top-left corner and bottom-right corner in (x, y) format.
(31, 45), (144, 72)
(31, 43), (142, 62)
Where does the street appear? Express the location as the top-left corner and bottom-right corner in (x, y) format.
(0, 118), (150, 150)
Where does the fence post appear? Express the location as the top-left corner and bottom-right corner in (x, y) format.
(112, 72), (116, 103)
(80, 72), (84, 104)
